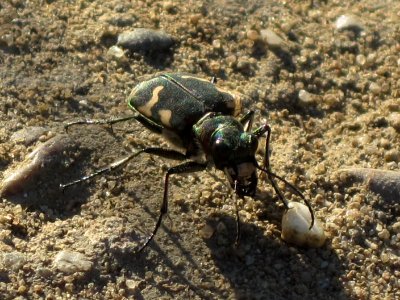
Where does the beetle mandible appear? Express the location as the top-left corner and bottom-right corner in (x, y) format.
(62, 73), (314, 252)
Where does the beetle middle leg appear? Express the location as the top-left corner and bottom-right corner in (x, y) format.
(61, 147), (187, 190)
(239, 110), (255, 132)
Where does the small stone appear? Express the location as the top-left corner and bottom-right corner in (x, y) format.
(36, 267), (53, 278)
(235, 57), (254, 75)
(212, 39), (221, 49)
(1, 251), (26, 271)
(189, 14), (202, 25)
(18, 285), (27, 294)
(387, 112), (400, 132)
(199, 224), (214, 239)
(392, 222), (400, 234)
(298, 89), (317, 106)
(117, 28), (174, 52)
(380, 252), (390, 263)
(377, 229), (390, 240)
(369, 82), (381, 95)
(281, 202), (326, 248)
(384, 149), (400, 163)
(163, 2), (177, 14)
(356, 54), (366, 66)
(125, 279), (145, 292)
(107, 45), (126, 60)
(246, 29), (260, 41)
(53, 250), (93, 274)
(260, 29), (286, 49)
(335, 15), (364, 32)
(209, 61), (221, 74)
(10, 126), (48, 146)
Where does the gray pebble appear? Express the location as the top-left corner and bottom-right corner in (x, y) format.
(117, 28), (174, 52)
(53, 250), (92, 274)
(339, 168), (400, 202)
(1, 251), (26, 271)
(10, 126), (48, 146)
(0, 134), (77, 197)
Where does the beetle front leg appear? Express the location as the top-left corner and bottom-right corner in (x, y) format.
(253, 123), (290, 210)
(253, 123), (315, 227)
(137, 161), (207, 253)
(252, 122), (271, 170)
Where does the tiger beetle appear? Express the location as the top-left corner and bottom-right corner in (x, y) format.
(62, 73), (314, 253)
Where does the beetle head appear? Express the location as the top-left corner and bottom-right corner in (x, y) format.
(211, 128), (259, 197)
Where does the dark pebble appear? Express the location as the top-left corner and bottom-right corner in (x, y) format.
(116, 28), (174, 52)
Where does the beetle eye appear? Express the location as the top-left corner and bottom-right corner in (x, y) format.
(241, 133), (258, 153)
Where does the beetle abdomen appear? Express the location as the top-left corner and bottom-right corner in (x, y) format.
(127, 73), (242, 133)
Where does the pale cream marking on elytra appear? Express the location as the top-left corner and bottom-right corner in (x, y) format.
(158, 109), (172, 127)
(137, 85), (164, 117)
(215, 86), (242, 116)
(128, 86), (139, 98)
(181, 75), (210, 83)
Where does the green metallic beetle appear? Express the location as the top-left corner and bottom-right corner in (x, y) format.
(62, 73), (314, 252)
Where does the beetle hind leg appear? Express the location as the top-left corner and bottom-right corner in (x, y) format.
(136, 161), (207, 253)
(64, 115), (138, 132)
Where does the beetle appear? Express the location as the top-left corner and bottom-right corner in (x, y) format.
(62, 73), (314, 252)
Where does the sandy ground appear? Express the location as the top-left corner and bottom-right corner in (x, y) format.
(0, 0), (399, 299)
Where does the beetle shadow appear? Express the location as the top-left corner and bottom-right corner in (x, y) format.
(107, 239), (227, 299)
(126, 46), (176, 70)
(101, 201), (229, 299)
(269, 47), (297, 73)
(202, 213), (348, 299)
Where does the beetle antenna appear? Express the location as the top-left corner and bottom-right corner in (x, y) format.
(233, 180), (241, 246)
(256, 165), (314, 229)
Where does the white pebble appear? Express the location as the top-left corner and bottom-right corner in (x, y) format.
(298, 89), (317, 105)
(107, 45), (125, 60)
(335, 15), (364, 32)
(281, 202), (326, 248)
